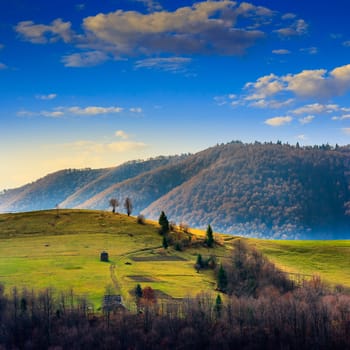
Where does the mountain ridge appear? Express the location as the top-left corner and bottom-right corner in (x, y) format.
(2, 141), (350, 239)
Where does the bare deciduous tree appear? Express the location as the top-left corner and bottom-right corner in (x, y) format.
(109, 198), (119, 213)
(124, 197), (133, 216)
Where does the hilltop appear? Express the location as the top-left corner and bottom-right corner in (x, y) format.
(2, 142), (350, 239)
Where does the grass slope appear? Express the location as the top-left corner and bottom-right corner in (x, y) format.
(0, 210), (224, 307)
(250, 239), (350, 287)
(0, 210), (349, 309)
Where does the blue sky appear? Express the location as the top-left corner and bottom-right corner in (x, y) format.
(1, 0), (350, 190)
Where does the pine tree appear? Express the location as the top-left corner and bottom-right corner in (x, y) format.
(196, 254), (203, 268)
(206, 224), (214, 247)
(195, 254), (203, 272)
(135, 284), (143, 298)
(217, 264), (228, 292)
(158, 211), (169, 234)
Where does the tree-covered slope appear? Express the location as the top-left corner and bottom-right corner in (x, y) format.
(142, 142), (350, 239)
(0, 168), (106, 212)
(59, 156), (186, 209)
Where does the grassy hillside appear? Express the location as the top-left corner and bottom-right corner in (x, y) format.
(0, 210), (349, 309)
(250, 239), (350, 287)
(0, 210), (226, 307)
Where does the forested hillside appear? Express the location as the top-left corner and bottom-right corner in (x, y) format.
(1, 142), (350, 239)
(143, 142), (350, 239)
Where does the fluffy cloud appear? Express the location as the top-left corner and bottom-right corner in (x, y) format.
(332, 114), (350, 121)
(343, 41), (350, 47)
(15, 19), (73, 43)
(14, 1), (308, 66)
(135, 57), (191, 72)
(62, 51), (109, 67)
(275, 19), (308, 36)
(291, 103), (340, 115)
(82, 1), (268, 57)
(36, 93), (57, 100)
(67, 106), (123, 115)
(0, 63), (7, 70)
(245, 64), (350, 101)
(115, 130), (129, 139)
(129, 107), (142, 113)
(299, 115), (315, 125)
(264, 116), (292, 126)
(249, 98), (294, 109)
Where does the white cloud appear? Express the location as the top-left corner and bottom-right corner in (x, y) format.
(282, 13), (296, 20)
(343, 41), (350, 47)
(129, 107), (142, 113)
(250, 98), (294, 109)
(115, 130), (129, 139)
(66, 139), (147, 153)
(62, 51), (109, 67)
(297, 134), (307, 140)
(245, 63), (350, 101)
(245, 73), (284, 100)
(36, 93), (57, 100)
(291, 103), (340, 115)
(67, 106), (123, 115)
(332, 114), (350, 121)
(300, 47), (318, 55)
(272, 49), (291, 55)
(264, 116), (292, 126)
(133, 0), (162, 11)
(135, 57), (191, 72)
(18, 105), (125, 118)
(41, 111), (64, 118)
(0, 62), (7, 70)
(81, 1), (268, 57)
(299, 115), (315, 124)
(15, 19), (73, 44)
(275, 19), (308, 37)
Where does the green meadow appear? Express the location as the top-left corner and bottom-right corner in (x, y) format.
(0, 209), (349, 308)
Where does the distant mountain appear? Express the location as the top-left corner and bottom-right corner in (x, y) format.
(1, 142), (350, 239)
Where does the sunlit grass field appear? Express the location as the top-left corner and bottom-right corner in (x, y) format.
(0, 209), (349, 308)
(0, 210), (225, 306)
(249, 239), (350, 287)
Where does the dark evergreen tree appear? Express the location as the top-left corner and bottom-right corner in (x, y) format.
(196, 254), (203, 268)
(206, 224), (214, 247)
(135, 284), (143, 298)
(217, 264), (228, 292)
(195, 254), (203, 272)
(158, 211), (169, 234)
